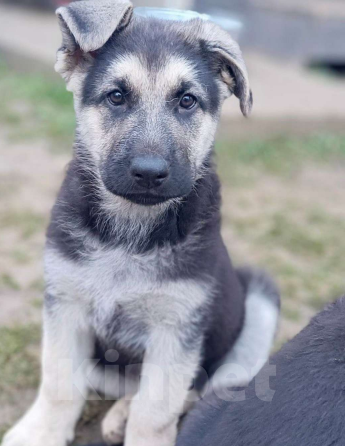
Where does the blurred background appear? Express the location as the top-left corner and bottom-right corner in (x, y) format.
(0, 0), (345, 443)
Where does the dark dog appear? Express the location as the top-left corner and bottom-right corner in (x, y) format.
(177, 296), (345, 446)
(2, 2), (280, 446)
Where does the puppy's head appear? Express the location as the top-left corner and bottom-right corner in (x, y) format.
(56, 0), (252, 208)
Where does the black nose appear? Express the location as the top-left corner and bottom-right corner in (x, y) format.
(130, 156), (169, 189)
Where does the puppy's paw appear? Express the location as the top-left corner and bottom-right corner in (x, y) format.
(102, 397), (131, 445)
(2, 405), (74, 446)
(2, 424), (70, 446)
(125, 423), (177, 446)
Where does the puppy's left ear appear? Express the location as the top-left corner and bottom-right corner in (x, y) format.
(198, 21), (253, 117)
(55, 0), (133, 89)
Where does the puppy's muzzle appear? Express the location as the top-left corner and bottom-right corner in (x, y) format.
(130, 155), (169, 190)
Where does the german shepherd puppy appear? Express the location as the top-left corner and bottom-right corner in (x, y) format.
(2, 1), (280, 446)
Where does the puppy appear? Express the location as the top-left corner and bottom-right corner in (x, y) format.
(177, 296), (345, 446)
(2, 2), (279, 446)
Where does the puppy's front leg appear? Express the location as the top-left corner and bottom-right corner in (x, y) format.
(2, 300), (94, 446)
(125, 329), (202, 446)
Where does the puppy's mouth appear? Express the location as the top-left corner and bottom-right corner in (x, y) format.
(121, 193), (172, 206)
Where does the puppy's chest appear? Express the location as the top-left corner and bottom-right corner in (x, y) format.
(46, 245), (209, 350)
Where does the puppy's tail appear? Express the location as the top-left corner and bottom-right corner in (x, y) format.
(237, 266), (280, 309)
(210, 267), (280, 391)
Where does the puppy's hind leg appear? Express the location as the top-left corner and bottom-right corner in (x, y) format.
(2, 299), (94, 446)
(210, 268), (280, 394)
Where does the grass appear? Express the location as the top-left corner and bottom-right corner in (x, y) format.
(10, 249), (32, 265)
(0, 325), (41, 395)
(29, 277), (45, 293)
(0, 61), (74, 148)
(230, 206), (345, 311)
(0, 273), (21, 291)
(216, 132), (345, 317)
(281, 305), (301, 322)
(0, 210), (46, 239)
(263, 213), (327, 257)
(216, 134), (345, 179)
(31, 297), (43, 309)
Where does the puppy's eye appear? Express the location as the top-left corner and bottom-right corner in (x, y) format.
(108, 90), (125, 106)
(179, 94), (197, 110)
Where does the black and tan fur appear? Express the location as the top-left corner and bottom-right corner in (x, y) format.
(2, 2), (279, 446)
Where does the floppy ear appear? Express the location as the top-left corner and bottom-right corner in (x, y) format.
(55, 0), (133, 89)
(199, 21), (253, 117)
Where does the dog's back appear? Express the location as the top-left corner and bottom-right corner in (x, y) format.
(177, 296), (345, 446)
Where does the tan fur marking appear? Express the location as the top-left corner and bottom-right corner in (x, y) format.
(105, 54), (199, 101)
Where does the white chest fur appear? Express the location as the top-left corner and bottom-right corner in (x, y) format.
(44, 245), (211, 351)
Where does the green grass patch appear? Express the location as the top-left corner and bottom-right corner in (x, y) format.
(231, 207), (345, 311)
(10, 249), (32, 265)
(216, 134), (345, 180)
(281, 304), (301, 322)
(29, 277), (45, 293)
(0, 210), (46, 239)
(31, 297), (43, 309)
(0, 273), (20, 291)
(264, 213), (326, 257)
(0, 61), (74, 148)
(0, 325), (41, 394)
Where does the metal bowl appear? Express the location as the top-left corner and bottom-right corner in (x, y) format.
(134, 7), (243, 39)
